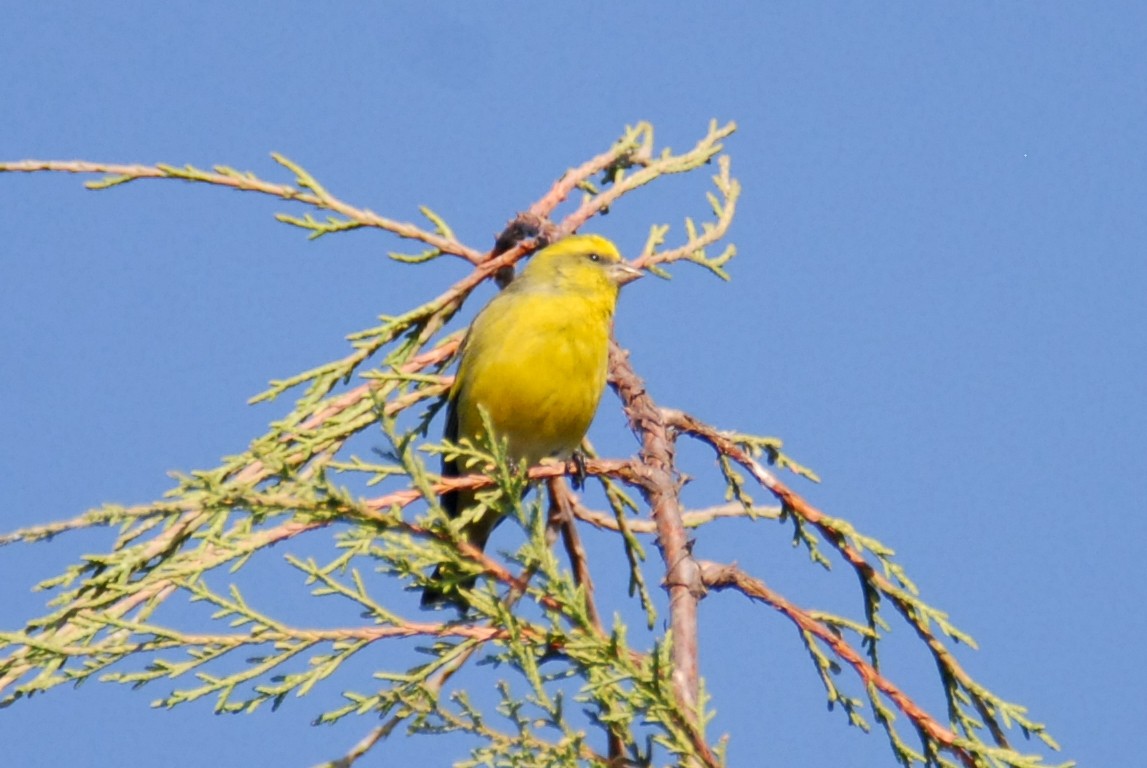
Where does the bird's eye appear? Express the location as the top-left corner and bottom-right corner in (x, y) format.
(587, 253), (601, 262)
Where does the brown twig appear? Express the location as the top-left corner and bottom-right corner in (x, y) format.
(546, 477), (605, 632)
(573, 501), (781, 534)
(699, 560), (977, 768)
(316, 634), (483, 767)
(557, 123), (732, 238)
(527, 124), (652, 221)
(546, 475), (619, 759)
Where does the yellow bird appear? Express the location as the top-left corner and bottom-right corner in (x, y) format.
(422, 234), (641, 608)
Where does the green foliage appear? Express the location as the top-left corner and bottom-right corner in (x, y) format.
(0, 121), (1070, 768)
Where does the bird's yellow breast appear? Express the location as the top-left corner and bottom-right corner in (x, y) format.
(452, 286), (613, 466)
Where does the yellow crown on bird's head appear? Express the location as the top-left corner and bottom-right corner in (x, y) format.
(521, 234), (643, 288)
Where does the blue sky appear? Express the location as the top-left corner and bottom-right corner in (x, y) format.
(2, 4), (1144, 766)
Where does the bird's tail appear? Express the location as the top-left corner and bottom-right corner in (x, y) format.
(420, 485), (496, 609)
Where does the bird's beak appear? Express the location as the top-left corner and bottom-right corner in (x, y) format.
(609, 262), (644, 286)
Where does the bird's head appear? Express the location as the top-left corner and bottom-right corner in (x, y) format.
(519, 234), (643, 297)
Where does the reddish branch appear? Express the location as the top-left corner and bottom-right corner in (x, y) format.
(607, 341), (706, 730)
(663, 408), (1011, 751)
(233, 340), (460, 486)
(527, 134), (649, 223)
(699, 561), (977, 768)
(0, 159), (483, 262)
